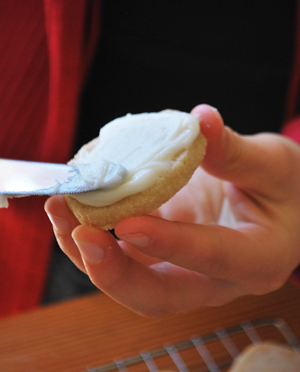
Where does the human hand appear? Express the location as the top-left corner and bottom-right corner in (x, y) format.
(45, 104), (300, 316)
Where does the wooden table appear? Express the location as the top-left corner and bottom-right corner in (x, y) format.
(0, 282), (300, 372)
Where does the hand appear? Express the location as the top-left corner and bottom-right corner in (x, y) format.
(45, 104), (300, 317)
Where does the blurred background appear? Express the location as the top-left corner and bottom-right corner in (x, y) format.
(76, 0), (295, 149)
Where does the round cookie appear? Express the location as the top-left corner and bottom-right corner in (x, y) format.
(65, 134), (206, 230)
(229, 342), (300, 372)
(65, 131), (206, 230)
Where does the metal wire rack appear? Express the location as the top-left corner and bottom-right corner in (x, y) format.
(83, 318), (300, 372)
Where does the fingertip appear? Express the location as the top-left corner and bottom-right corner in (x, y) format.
(71, 224), (92, 240)
(191, 104), (235, 178)
(44, 195), (65, 214)
(115, 215), (161, 238)
(115, 216), (140, 234)
(191, 103), (219, 116)
(191, 104), (225, 143)
(72, 224), (116, 248)
(72, 227), (106, 265)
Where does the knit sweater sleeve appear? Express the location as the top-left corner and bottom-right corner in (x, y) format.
(281, 116), (300, 144)
(281, 116), (300, 286)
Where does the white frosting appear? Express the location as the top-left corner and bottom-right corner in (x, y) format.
(42, 161), (127, 195)
(0, 161), (126, 208)
(69, 110), (200, 207)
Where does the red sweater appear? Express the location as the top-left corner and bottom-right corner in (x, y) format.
(0, 0), (99, 317)
(0, 1), (299, 318)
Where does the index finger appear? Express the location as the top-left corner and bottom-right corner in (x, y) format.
(115, 215), (286, 295)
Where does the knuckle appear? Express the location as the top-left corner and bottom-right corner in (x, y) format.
(224, 128), (245, 173)
(198, 227), (229, 277)
(154, 222), (184, 261)
(55, 231), (70, 248)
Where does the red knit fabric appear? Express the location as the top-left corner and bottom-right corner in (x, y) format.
(282, 116), (300, 143)
(285, 0), (300, 122)
(0, 1), (99, 318)
(281, 116), (300, 286)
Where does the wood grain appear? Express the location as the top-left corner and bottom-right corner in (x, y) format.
(0, 282), (299, 372)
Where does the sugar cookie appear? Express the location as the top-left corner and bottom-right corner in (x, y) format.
(229, 342), (300, 372)
(65, 110), (206, 230)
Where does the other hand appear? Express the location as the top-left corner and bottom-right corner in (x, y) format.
(45, 104), (300, 317)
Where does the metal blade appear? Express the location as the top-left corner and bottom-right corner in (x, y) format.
(0, 159), (82, 195)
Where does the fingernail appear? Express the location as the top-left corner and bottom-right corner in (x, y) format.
(209, 105), (218, 112)
(47, 214), (71, 234)
(74, 240), (105, 264)
(119, 233), (151, 248)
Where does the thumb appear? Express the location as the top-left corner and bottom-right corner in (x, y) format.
(192, 104), (287, 192)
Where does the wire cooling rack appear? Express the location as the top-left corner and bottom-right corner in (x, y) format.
(82, 318), (300, 372)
